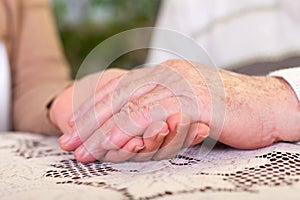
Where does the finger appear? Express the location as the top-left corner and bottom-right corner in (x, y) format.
(61, 106), (117, 151)
(73, 125), (115, 162)
(130, 121), (169, 162)
(68, 64), (199, 151)
(73, 116), (138, 163)
(70, 67), (154, 124)
(59, 132), (83, 151)
(70, 61), (205, 157)
(74, 142), (107, 163)
(101, 121), (135, 150)
(102, 137), (144, 163)
(67, 80), (158, 150)
(182, 123), (210, 148)
(67, 68), (156, 151)
(131, 86), (174, 108)
(99, 95), (192, 152)
(152, 114), (191, 161)
(98, 94), (198, 155)
(79, 115), (166, 156)
(72, 95), (194, 162)
(70, 65), (175, 143)
(79, 120), (167, 163)
(70, 76), (122, 126)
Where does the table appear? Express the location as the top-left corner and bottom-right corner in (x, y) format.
(1, 132), (300, 200)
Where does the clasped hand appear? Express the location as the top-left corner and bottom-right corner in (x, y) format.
(51, 59), (299, 163)
(55, 60), (212, 162)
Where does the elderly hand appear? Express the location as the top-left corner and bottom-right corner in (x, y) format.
(72, 113), (209, 163)
(64, 59), (300, 163)
(49, 68), (127, 136)
(62, 60), (215, 162)
(60, 60), (213, 162)
(50, 67), (208, 162)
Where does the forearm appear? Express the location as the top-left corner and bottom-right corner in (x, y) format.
(12, 0), (71, 135)
(219, 69), (300, 148)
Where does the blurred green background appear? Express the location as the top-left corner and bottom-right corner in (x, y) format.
(52, 0), (161, 78)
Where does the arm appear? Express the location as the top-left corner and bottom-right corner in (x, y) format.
(12, 0), (70, 134)
(68, 60), (300, 163)
(219, 69), (300, 148)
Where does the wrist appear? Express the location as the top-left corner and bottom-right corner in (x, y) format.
(267, 77), (300, 142)
(49, 82), (74, 131)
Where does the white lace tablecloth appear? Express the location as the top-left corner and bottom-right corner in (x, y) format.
(1, 132), (300, 200)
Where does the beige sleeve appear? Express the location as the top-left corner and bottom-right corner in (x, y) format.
(11, 0), (71, 135)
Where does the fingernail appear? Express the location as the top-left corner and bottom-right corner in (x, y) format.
(198, 126), (210, 138)
(156, 130), (169, 142)
(134, 145), (145, 152)
(156, 122), (168, 133)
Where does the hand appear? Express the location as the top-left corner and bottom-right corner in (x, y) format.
(51, 67), (208, 163)
(49, 68), (127, 142)
(75, 113), (209, 163)
(69, 59), (300, 163)
(129, 113), (209, 162)
(64, 60), (213, 162)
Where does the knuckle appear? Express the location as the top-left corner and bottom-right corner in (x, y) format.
(136, 105), (152, 123)
(161, 59), (191, 70)
(127, 101), (141, 113)
(161, 59), (182, 67)
(127, 105), (152, 130)
(99, 94), (113, 108)
(125, 102), (152, 123)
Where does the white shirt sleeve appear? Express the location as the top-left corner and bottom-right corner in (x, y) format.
(269, 67), (300, 101)
(0, 42), (11, 131)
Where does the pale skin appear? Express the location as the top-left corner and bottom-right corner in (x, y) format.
(50, 67), (209, 162)
(50, 59), (300, 163)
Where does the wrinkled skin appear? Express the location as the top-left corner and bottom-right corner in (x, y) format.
(50, 60), (300, 163)
(50, 67), (209, 162)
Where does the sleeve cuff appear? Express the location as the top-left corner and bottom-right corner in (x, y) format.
(269, 67), (300, 101)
